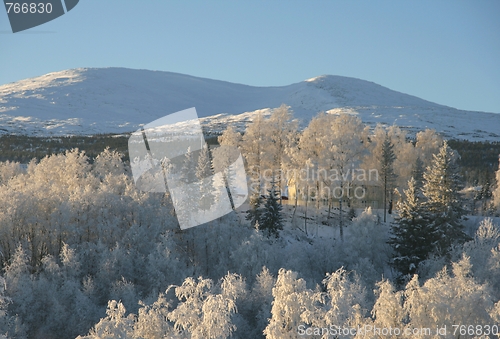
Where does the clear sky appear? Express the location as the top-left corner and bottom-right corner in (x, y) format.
(1, 0), (499, 113)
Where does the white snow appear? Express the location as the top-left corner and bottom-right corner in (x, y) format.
(0, 67), (499, 140)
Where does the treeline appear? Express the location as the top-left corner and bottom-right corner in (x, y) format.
(448, 139), (500, 186)
(0, 129), (498, 191)
(0, 133), (220, 164)
(0, 134), (129, 163)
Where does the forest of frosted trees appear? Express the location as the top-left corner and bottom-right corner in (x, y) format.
(1, 106), (500, 338)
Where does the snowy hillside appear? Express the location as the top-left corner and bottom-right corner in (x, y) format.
(0, 67), (499, 139)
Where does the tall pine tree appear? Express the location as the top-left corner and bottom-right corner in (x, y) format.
(412, 156), (424, 191)
(422, 140), (470, 255)
(389, 177), (439, 282)
(380, 134), (397, 222)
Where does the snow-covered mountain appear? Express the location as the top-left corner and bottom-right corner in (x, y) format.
(0, 67), (499, 140)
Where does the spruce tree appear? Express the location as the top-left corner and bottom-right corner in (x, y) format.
(480, 180), (492, 215)
(412, 156), (424, 191)
(380, 134), (397, 222)
(388, 177), (439, 281)
(479, 170), (493, 215)
(259, 181), (284, 238)
(422, 140), (470, 255)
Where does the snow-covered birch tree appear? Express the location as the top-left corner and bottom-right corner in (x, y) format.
(325, 114), (367, 240)
(261, 104), (298, 203)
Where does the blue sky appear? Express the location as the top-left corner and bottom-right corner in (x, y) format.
(1, 0), (499, 113)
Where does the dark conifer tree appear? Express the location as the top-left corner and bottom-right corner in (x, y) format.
(389, 177), (439, 282)
(412, 156), (425, 191)
(380, 134), (397, 222)
(259, 181), (284, 238)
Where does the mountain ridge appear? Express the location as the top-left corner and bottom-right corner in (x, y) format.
(0, 67), (498, 140)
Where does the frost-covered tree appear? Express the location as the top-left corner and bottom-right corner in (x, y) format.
(316, 267), (367, 330)
(0, 149), (181, 337)
(422, 140), (469, 255)
(0, 149), (100, 265)
(214, 125), (243, 212)
(246, 193), (263, 229)
(218, 124), (242, 149)
(404, 255), (497, 333)
(380, 133), (397, 222)
(78, 300), (135, 339)
(296, 113), (330, 227)
(241, 112), (266, 197)
(196, 145), (215, 211)
(344, 207), (391, 273)
(0, 161), (23, 186)
(326, 114), (367, 239)
(175, 147), (201, 262)
(363, 125), (416, 192)
(167, 277), (217, 338)
(389, 177), (439, 281)
(0, 275), (27, 339)
(259, 182), (283, 238)
(415, 128), (443, 168)
(249, 267), (275, 337)
(263, 104), (298, 203)
(387, 126), (416, 189)
(362, 124), (386, 170)
(263, 269), (318, 339)
(132, 293), (177, 339)
(459, 218), (500, 297)
(93, 147), (125, 180)
(82, 273), (246, 339)
(369, 279), (405, 337)
(265, 268), (367, 339)
(173, 147), (199, 226)
(167, 273), (245, 339)
(212, 145), (240, 211)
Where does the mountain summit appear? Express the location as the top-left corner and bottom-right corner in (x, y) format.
(0, 67), (498, 139)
